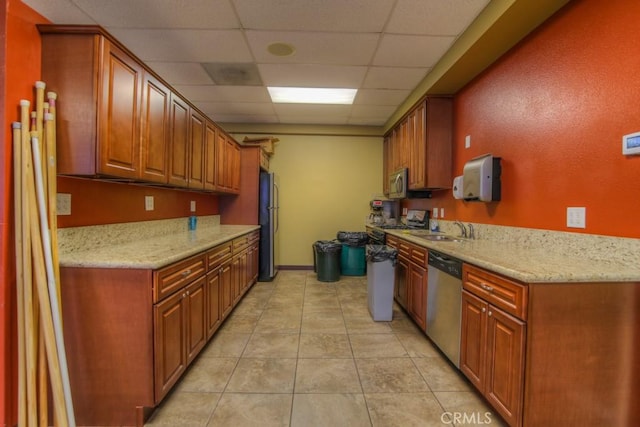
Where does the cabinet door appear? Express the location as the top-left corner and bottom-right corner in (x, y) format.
(383, 135), (390, 195)
(99, 40), (142, 178)
(220, 261), (233, 319)
(154, 290), (187, 402)
(409, 102), (426, 189)
(249, 242), (259, 284)
(204, 121), (217, 191)
(394, 256), (409, 309)
(215, 132), (228, 191)
(188, 109), (205, 189)
(206, 270), (222, 339)
(461, 290), (487, 391)
(486, 306), (525, 427)
(230, 142), (241, 193)
(232, 255), (242, 304)
(140, 72), (170, 183)
(408, 263), (427, 331)
(168, 94), (190, 187)
(185, 277), (207, 364)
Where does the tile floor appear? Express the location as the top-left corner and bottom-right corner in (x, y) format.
(145, 271), (504, 427)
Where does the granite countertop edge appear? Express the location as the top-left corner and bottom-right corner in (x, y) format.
(384, 229), (640, 284)
(59, 225), (260, 270)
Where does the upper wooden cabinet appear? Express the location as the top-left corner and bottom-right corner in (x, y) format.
(39, 25), (240, 194)
(383, 97), (453, 193)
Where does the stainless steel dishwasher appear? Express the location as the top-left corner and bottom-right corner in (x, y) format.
(426, 249), (463, 368)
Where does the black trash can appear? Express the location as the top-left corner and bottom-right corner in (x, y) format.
(313, 240), (342, 282)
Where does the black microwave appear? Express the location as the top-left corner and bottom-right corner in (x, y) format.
(388, 168), (407, 199)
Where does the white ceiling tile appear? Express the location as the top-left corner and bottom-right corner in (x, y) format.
(72, 0), (239, 29)
(246, 31), (379, 65)
(259, 64), (367, 88)
(347, 117), (387, 126)
(196, 101), (276, 116)
(173, 86), (271, 103)
(145, 62), (214, 85)
(232, 0), (395, 32)
(22, 0), (95, 24)
(107, 29), (252, 62)
(373, 34), (455, 67)
(363, 67), (429, 90)
(215, 114), (280, 124)
(387, 0), (490, 35)
(350, 104), (398, 119)
(276, 115), (349, 125)
(353, 89), (412, 106)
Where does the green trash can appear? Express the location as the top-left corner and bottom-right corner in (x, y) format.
(336, 232), (368, 276)
(313, 240), (342, 282)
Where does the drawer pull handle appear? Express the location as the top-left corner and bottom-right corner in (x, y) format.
(482, 307), (486, 313)
(181, 269), (191, 277)
(480, 283), (494, 292)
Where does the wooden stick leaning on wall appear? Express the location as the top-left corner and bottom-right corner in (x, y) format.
(12, 122), (27, 427)
(20, 99), (38, 426)
(27, 130), (74, 427)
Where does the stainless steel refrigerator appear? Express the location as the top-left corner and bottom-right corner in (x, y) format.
(258, 172), (279, 281)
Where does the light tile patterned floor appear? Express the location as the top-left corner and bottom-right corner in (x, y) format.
(145, 271), (504, 427)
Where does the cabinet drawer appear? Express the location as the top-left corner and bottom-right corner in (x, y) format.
(410, 245), (427, 266)
(154, 254), (206, 303)
(232, 235), (249, 254)
(206, 242), (232, 270)
(463, 263), (528, 320)
(397, 241), (411, 259)
(386, 235), (399, 248)
(248, 230), (260, 244)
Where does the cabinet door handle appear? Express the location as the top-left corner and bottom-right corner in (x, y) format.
(481, 307), (486, 313)
(488, 311), (492, 317)
(186, 290), (190, 296)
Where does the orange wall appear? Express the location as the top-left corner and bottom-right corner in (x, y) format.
(405, 0), (640, 239)
(57, 177), (219, 228)
(1, 1), (49, 424)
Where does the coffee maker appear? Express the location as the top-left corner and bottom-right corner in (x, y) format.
(369, 199), (400, 226)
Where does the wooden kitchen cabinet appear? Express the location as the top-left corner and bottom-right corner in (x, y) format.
(461, 264), (526, 427)
(153, 275), (207, 402)
(58, 230), (259, 426)
(388, 235), (428, 330)
(219, 146), (262, 225)
(140, 72), (170, 183)
(188, 109), (206, 189)
(383, 96), (452, 194)
(40, 30), (143, 178)
(39, 25), (241, 194)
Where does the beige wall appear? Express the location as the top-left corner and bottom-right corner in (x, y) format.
(232, 132), (383, 267)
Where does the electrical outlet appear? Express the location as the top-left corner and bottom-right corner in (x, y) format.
(440, 208), (445, 218)
(145, 196), (154, 211)
(465, 135), (471, 148)
(402, 208), (408, 216)
(57, 193), (71, 215)
(567, 207), (586, 228)
(432, 207), (438, 219)
(190, 200), (196, 212)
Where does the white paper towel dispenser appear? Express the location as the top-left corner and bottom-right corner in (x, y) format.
(452, 175), (464, 200)
(462, 154), (501, 202)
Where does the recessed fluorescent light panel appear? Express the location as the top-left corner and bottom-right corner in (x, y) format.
(267, 87), (357, 104)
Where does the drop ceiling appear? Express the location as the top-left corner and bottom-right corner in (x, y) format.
(23, 0), (565, 128)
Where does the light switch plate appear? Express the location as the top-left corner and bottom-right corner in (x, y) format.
(432, 207), (438, 219)
(440, 208), (445, 218)
(567, 207), (586, 228)
(190, 201), (196, 212)
(465, 135), (471, 148)
(145, 196), (154, 211)
(57, 193), (71, 215)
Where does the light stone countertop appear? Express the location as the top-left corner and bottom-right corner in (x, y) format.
(58, 216), (259, 270)
(381, 221), (640, 284)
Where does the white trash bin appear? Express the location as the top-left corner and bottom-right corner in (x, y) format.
(366, 245), (397, 321)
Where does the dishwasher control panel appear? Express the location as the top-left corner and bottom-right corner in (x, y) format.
(428, 250), (462, 279)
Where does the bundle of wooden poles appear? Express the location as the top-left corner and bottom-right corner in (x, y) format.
(12, 82), (75, 427)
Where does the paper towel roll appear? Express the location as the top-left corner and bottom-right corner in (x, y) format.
(453, 175), (464, 199)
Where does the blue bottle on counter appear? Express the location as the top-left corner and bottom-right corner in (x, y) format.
(188, 215), (197, 231)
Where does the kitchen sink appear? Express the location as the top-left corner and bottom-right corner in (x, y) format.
(417, 234), (464, 242)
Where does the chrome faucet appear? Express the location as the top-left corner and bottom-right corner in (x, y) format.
(454, 221), (467, 238)
(467, 223), (475, 240)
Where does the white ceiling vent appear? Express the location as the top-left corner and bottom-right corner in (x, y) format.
(202, 63), (263, 86)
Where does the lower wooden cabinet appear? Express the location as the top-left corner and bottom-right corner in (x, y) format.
(59, 230), (259, 426)
(461, 264), (527, 427)
(388, 235), (427, 331)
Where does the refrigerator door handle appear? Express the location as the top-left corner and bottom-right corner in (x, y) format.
(273, 181), (280, 233)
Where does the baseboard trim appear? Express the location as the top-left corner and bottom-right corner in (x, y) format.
(278, 265), (314, 271)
